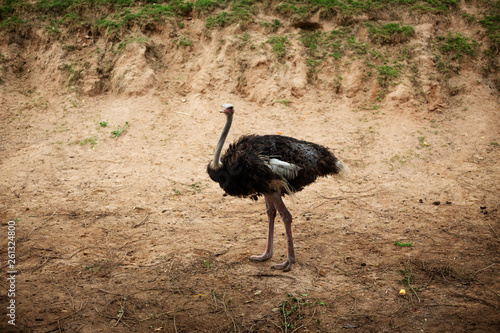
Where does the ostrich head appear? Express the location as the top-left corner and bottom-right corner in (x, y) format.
(221, 103), (234, 114)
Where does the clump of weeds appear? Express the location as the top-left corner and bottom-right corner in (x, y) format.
(111, 121), (129, 138)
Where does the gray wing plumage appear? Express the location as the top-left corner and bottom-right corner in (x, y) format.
(262, 158), (301, 179)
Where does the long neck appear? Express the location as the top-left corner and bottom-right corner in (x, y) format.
(211, 113), (233, 169)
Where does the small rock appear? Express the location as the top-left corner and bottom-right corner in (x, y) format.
(344, 323), (359, 329)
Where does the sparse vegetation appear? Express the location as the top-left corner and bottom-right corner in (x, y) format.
(71, 137), (98, 149)
(117, 35), (149, 52)
(277, 98), (291, 106)
(386, 151), (414, 170)
(377, 64), (402, 99)
(479, 1), (500, 54)
(260, 18), (283, 32)
(346, 34), (368, 55)
(190, 182), (202, 191)
(299, 30), (323, 76)
(267, 35), (289, 59)
(206, 11), (232, 28)
(277, 293), (315, 332)
(0, 0), (496, 98)
(399, 268), (420, 299)
(437, 32), (478, 62)
(111, 121), (129, 138)
(236, 32), (253, 49)
(0, 0), (479, 39)
(298, 29), (350, 80)
(434, 32), (479, 79)
(193, 0), (221, 16)
(177, 35), (193, 48)
(58, 63), (85, 86)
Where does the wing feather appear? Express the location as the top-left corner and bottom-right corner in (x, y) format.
(263, 158), (301, 179)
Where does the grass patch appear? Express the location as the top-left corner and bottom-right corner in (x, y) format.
(346, 34), (368, 55)
(205, 0), (255, 28)
(95, 4), (182, 35)
(298, 29), (349, 79)
(368, 23), (415, 45)
(377, 63), (402, 99)
(299, 30), (324, 77)
(437, 32), (478, 61)
(267, 35), (290, 59)
(480, 8), (500, 54)
(0, 0), (470, 35)
(394, 241), (413, 247)
(193, 0), (221, 16)
(434, 32), (479, 78)
(378, 64), (401, 84)
(274, 2), (314, 21)
(259, 18), (283, 33)
(206, 11), (232, 28)
(116, 34), (149, 52)
(0, 16), (25, 31)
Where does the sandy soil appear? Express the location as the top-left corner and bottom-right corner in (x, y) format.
(0, 15), (499, 333)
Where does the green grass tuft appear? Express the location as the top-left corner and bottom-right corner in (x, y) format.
(111, 121), (129, 138)
(479, 3), (500, 54)
(437, 32), (478, 61)
(368, 23), (415, 45)
(206, 11), (232, 28)
(394, 241), (413, 247)
(267, 35), (290, 59)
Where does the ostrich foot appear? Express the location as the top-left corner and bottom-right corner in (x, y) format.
(271, 259), (294, 272)
(249, 253), (273, 262)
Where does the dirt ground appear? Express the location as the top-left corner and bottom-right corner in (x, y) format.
(1, 16), (500, 332)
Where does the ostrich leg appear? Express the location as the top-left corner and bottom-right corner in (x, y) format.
(249, 195), (276, 262)
(269, 193), (295, 272)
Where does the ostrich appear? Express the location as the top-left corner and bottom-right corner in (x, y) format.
(207, 104), (348, 272)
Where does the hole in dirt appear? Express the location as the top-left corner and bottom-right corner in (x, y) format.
(292, 22), (322, 31)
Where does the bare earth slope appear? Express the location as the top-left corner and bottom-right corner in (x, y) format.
(0, 7), (499, 333)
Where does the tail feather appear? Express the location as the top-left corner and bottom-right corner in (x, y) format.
(335, 160), (350, 178)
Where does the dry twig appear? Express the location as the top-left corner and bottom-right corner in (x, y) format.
(133, 207), (149, 228)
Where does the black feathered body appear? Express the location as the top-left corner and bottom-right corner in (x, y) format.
(207, 134), (342, 198)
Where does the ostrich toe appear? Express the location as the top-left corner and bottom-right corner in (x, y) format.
(249, 253), (273, 262)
